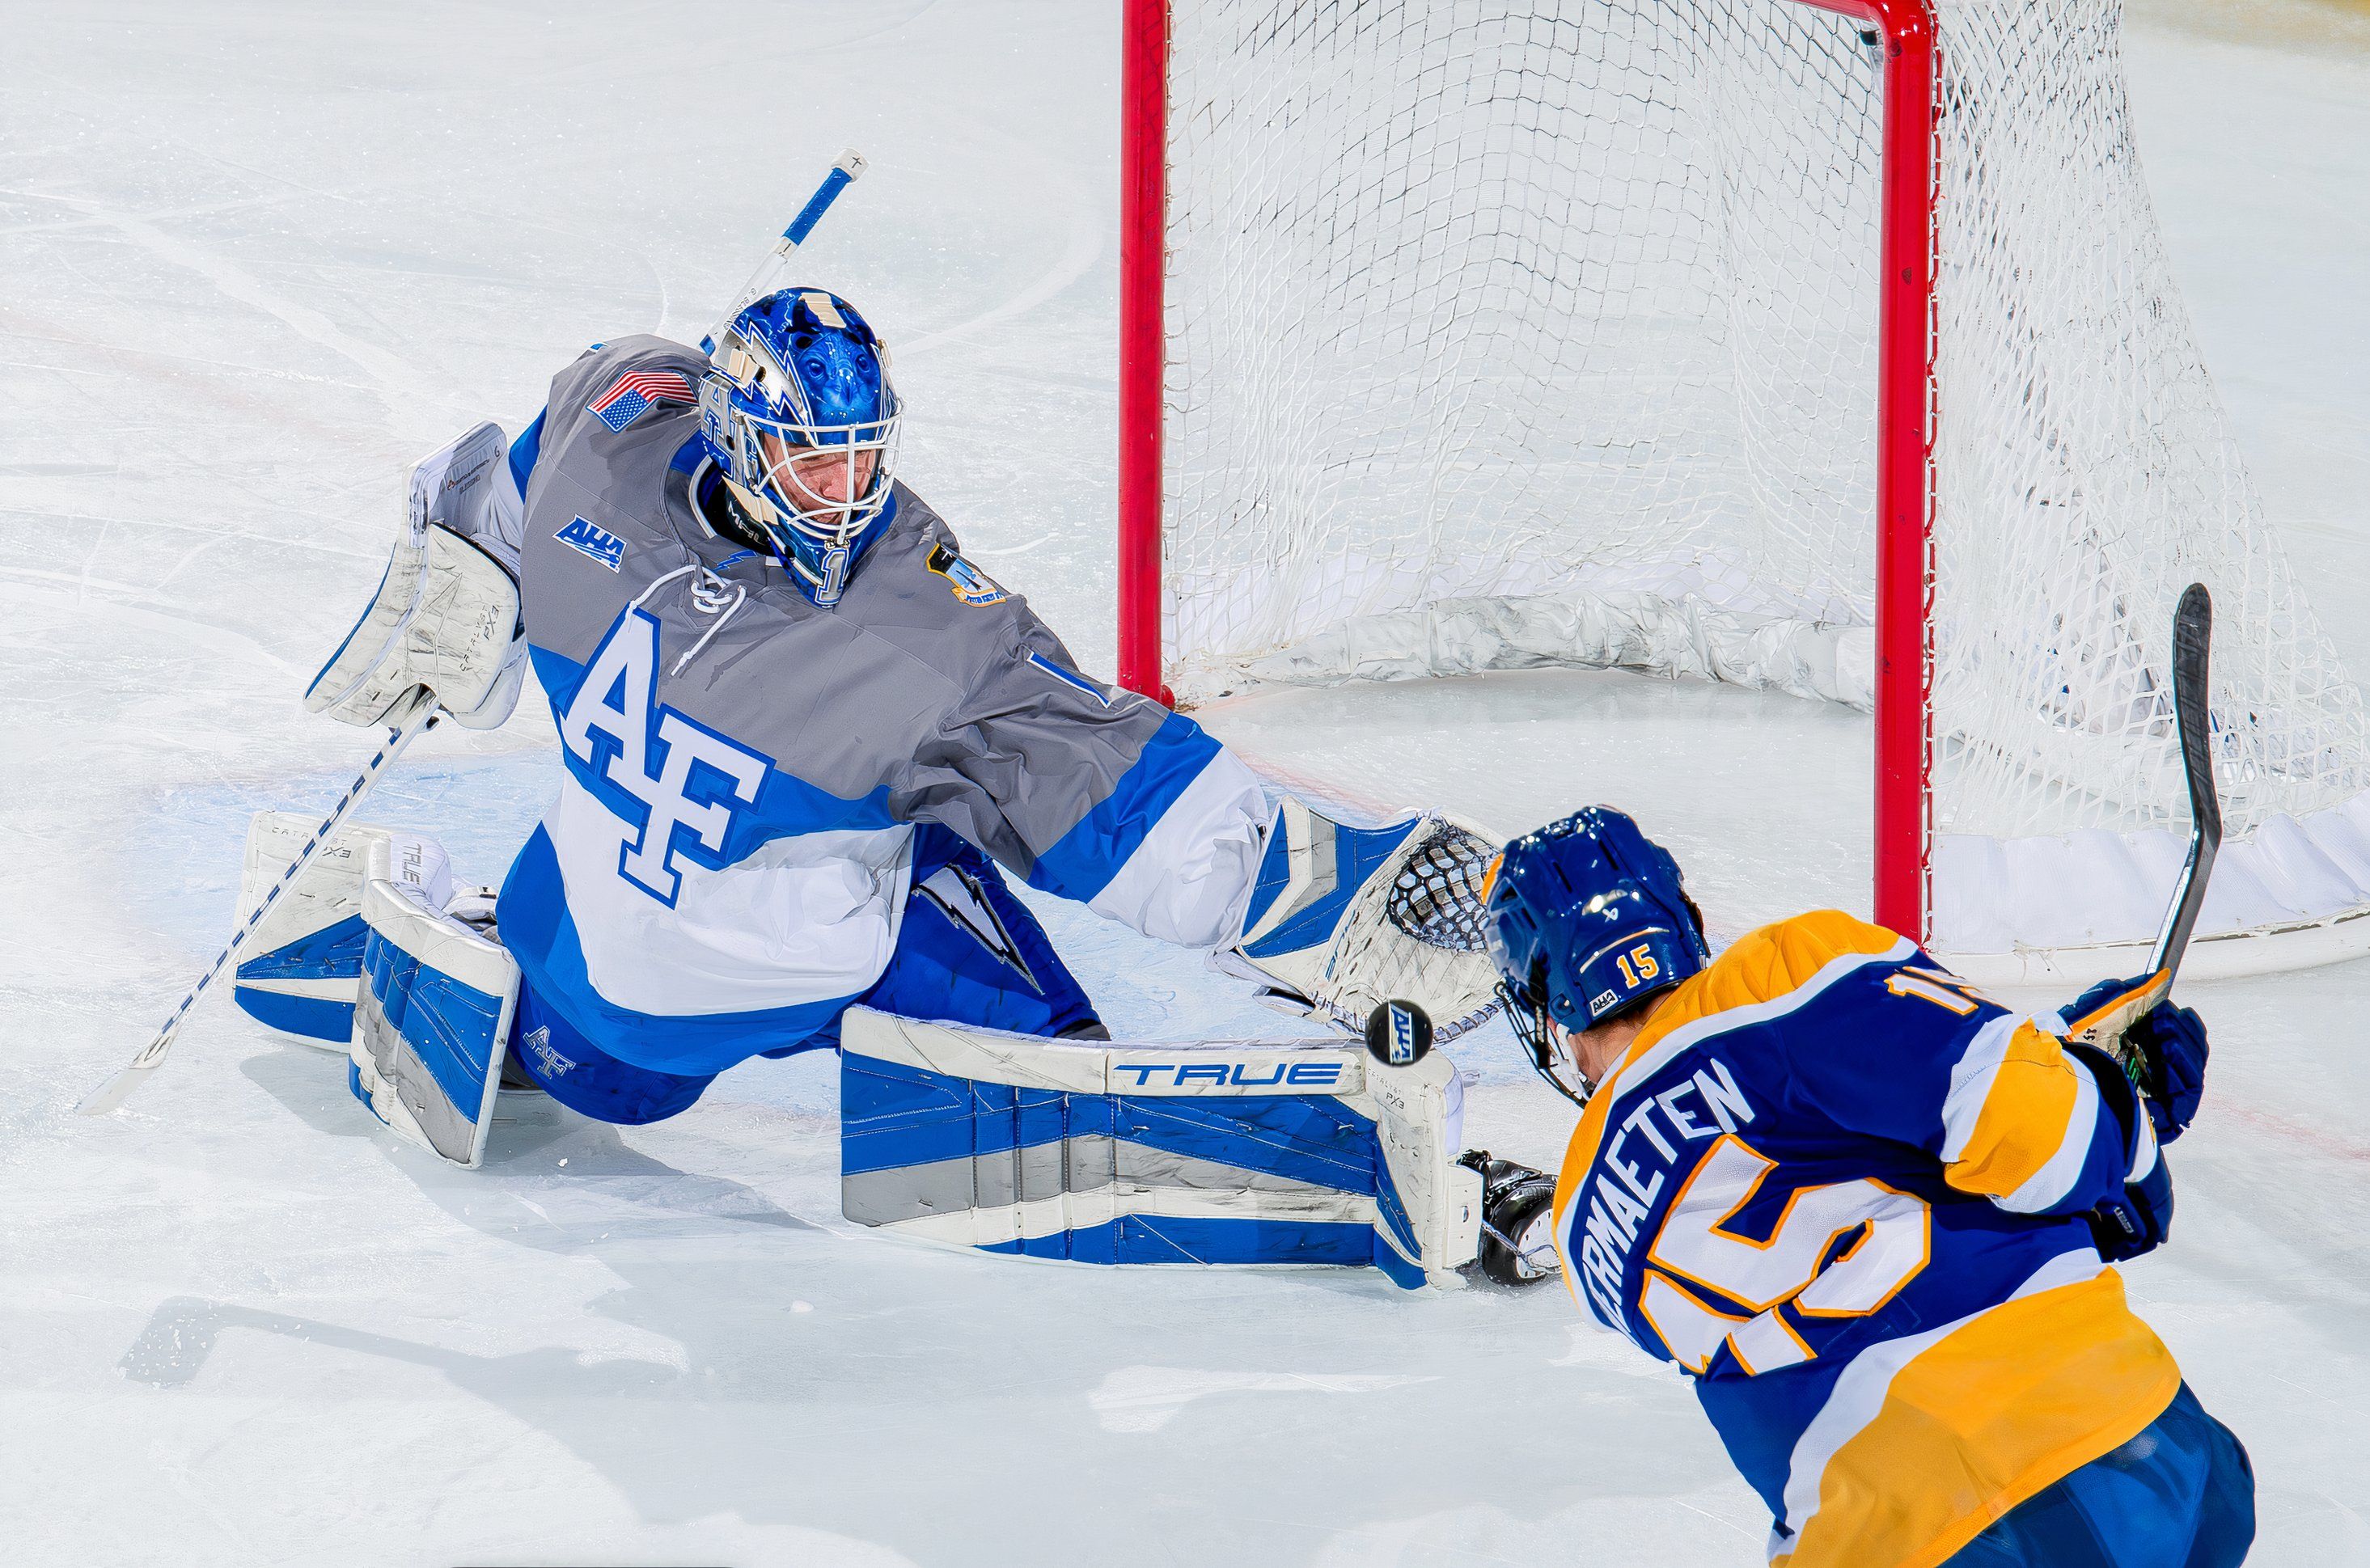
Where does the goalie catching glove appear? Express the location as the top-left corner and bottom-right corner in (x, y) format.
(1219, 797), (1501, 1040)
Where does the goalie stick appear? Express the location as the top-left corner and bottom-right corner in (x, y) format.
(2064, 582), (2222, 1082)
(77, 689), (439, 1115)
(703, 148), (868, 354)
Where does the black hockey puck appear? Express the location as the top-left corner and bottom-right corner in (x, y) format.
(1365, 1000), (1433, 1068)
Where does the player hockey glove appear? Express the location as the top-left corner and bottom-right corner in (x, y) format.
(2067, 1042), (2174, 1263)
(2066, 977), (2210, 1143)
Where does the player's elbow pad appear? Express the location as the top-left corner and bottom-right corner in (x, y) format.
(1955, 1034), (2152, 1221)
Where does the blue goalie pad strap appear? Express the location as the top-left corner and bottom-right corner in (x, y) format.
(236, 914), (369, 983)
(235, 988), (357, 1044)
(984, 1215), (1406, 1277)
(235, 914), (370, 1039)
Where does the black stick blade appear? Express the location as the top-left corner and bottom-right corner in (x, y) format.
(2152, 583), (2222, 983)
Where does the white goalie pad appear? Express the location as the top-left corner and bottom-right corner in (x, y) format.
(1225, 798), (1502, 1039)
(839, 1008), (1482, 1289)
(305, 422), (526, 731)
(348, 877), (518, 1169)
(231, 812), (453, 1046)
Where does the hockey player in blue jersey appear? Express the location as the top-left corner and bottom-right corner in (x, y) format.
(1478, 809), (2252, 1568)
(238, 285), (1499, 1168)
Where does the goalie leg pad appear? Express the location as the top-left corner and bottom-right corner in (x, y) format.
(839, 1008), (1481, 1288)
(231, 813), (453, 1045)
(349, 877), (518, 1168)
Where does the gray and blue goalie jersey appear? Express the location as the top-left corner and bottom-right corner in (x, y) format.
(489, 338), (1268, 1075)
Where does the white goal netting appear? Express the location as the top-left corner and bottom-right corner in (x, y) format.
(1156, 0), (2370, 968)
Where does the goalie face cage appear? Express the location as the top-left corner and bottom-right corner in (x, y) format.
(1116, 0), (2370, 978)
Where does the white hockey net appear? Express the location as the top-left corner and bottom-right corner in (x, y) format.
(1155, 0), (2370, 968)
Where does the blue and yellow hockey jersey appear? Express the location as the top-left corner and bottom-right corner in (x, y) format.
(1552, 911), (2181, 1568)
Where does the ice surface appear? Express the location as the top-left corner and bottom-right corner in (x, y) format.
(3, 2), (2367, 1563)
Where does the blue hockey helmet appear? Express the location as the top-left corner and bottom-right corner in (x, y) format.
(699, 288), (902, 605)
(1483, 807), (1710, 1105)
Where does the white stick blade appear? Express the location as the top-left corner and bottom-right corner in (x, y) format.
(76, 1062), (154, 1117)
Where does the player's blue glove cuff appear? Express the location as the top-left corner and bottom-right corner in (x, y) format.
(2087, 1146), (2173, 1263)
(2066, 976), (2210, 1144)
(2067, 1042), (2174, 1263)
(2095, 1136), (2170, 1260)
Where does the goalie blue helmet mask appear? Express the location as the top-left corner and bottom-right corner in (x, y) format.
(1483, 807), (1711, 1105)
(698, 288), (902, 606)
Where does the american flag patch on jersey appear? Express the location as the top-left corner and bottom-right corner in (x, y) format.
(586, 369), (693, 433)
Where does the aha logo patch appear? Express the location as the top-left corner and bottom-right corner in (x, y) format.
(927, 543), (1009, 606)
(556, 516), (626, 571)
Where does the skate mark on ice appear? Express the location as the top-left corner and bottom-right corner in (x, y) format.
(1087, 1364), (1436, 1434)
(118, 1296), (684, 1393)
(894, 145), (1099, 361)
(36, 192), (462, 420)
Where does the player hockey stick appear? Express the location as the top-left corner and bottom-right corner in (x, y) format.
(76, 688), (440, 1116)
(703, 148), (869, 354)
(2064, 583), (2221, 1080)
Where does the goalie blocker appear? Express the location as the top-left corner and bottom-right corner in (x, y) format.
(839, 1008), (1482, 1288)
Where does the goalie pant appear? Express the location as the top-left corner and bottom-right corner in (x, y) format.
(1550, 910), (2252, 1568)
(510, 827), (1101, 1123)
(455, 337), (1272, 1083)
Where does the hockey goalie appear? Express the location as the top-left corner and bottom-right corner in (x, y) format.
(228, 285), (1504, 1286)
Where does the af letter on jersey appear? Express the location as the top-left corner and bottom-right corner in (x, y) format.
(558, 607), (772, 907)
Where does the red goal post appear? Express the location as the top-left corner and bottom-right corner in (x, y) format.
(1116, 0), (1942, 941)
(1115, 0), (2370, 981)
